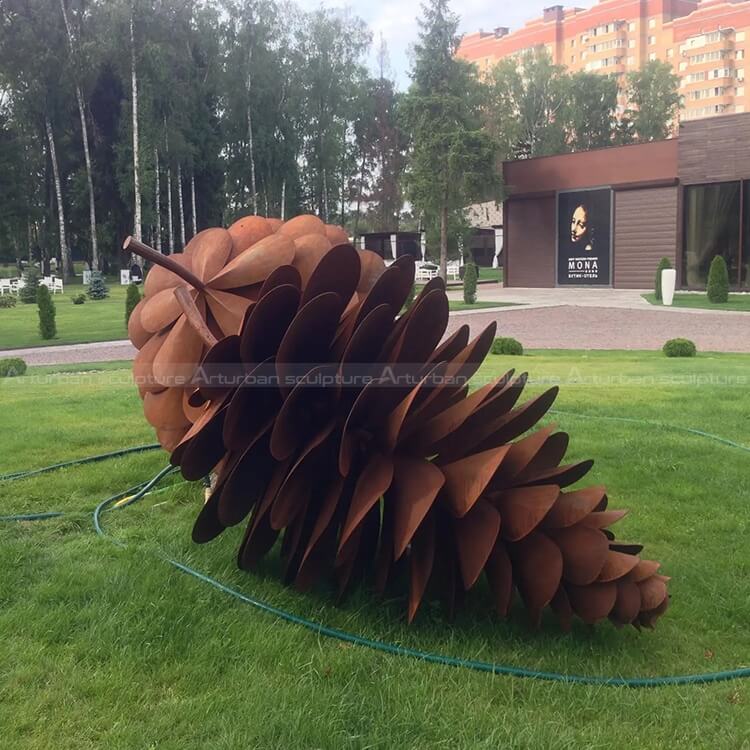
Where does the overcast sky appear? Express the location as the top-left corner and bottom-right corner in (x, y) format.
(298, 0), (598, 87)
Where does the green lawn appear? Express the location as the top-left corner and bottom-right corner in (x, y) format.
(478, 266), (502, 283)
(1, 350), (748, 748)
(448, 300), (517, 311)
(643, 292), (750, 312)
(0, 281), (129, 350)
(444, 266), (503, 287)
(0, 268), (508, 351)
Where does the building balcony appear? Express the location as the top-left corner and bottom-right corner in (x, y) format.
(585, 39), (627, 57)
(682, 38), (734, 58)
(585, 20), (627, 40)
(682, 55), (734, 72)
(681, 73), (736, 89)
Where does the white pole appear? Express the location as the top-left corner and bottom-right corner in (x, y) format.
(493, 227), (503, 269)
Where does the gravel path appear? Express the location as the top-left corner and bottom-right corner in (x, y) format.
(2, 304), (748, 366)
(0, 339), (137, 366)
(446, 305), (750, 353)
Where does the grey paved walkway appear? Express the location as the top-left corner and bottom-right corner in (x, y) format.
(448, 285), (750, 314)
(445, 305), (750, 352)
(2, 297), (748, 366)
(0, 339), (137, 366)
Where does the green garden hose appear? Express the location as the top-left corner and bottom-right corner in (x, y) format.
(0, 443), (160, 482)
(1, 417), (748, 688)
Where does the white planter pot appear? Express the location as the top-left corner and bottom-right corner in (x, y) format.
(662, 268), (677, 306)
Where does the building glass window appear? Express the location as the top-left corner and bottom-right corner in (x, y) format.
(683, 182), (740, 288)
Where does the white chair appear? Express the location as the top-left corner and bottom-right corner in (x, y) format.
(415, 264), (438, 282)
(53, 278), (64, 294)
(120, 270), (131, 285)
(13, 278), (25, 293)
(446, 261), (460, 281)
(82, 270), (92, 285)
(42, 276), (53, 288)
(0, 279), (11, 295)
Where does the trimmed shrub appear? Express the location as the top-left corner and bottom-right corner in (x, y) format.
(663, 338), (697, 358)
(19, 267), (41, 304)
(491, 337), (524, 356)
(463, 262), (478, 305)
(654, 257), (672, 302)
(0, 295), (17, 308)
(707, 255), (729, 303)
(0, 357), (27, 377)
(70, 293), (86, 305)
(37, 283), (57, 340)
(87, 270), (109, 300)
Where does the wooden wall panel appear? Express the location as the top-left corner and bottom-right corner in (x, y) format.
(504, 139), (678, 196)
(679, 114), (750, 185)
(505, 196), (556, 288)
(614, 187), (678, 289)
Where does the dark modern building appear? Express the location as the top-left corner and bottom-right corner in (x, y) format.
(502, 112), (750, 290)
(358, 232), (423, 261)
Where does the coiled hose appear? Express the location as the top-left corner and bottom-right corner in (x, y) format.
(1, 418), (749, 688)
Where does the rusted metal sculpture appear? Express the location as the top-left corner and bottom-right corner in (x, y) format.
(126, 216), (669, 630)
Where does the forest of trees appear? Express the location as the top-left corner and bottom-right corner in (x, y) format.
(0, 0), (681, 277)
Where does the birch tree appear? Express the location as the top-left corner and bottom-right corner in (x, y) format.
(45, 116), (72, 278)
(59, 0), (99, 269)
(130, 13), (142, 244)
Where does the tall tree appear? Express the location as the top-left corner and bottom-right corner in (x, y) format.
(59, 0), (99, 269)
(625, 61), (682, 141)
(563, 71), (619, 151)
(401, 0), (500, 279)
(0, 0), (74, 279)
(294, 8), (370, 218)
(129, 12), (142, 244)
(486, 47), (568, 159)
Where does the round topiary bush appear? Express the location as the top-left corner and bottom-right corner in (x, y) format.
(463, 262), (477, 305)
(37, 283), (57, 340)
(125, 282), (141, 323)
(654, 257), (672, 302)
(707, 255), (729, 303)
(663, 338), (697, 358)
(0, 295), (17, 308)
(19, 267), (41, 304)
(0, 357), (27, 377)
(491, 337), (524, 356)
(70, 293), (86, 305)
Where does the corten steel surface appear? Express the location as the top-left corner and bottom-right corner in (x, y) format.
(126, 214), (669, 630)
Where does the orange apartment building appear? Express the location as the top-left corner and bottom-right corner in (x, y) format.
(457, 0), (750, 121)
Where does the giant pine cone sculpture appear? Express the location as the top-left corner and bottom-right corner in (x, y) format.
(127, 221), (669, 631)
(125, 214), (383, 450)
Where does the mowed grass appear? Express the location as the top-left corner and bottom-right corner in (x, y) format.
(0, 280), (130, 350)
(448, 301), (517, 311)
(0, 266), (506, 350)
(643, 292), (750, 312)
(1, 351), (749, 748)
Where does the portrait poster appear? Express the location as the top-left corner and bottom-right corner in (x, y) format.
(557, 188), (612, 285)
